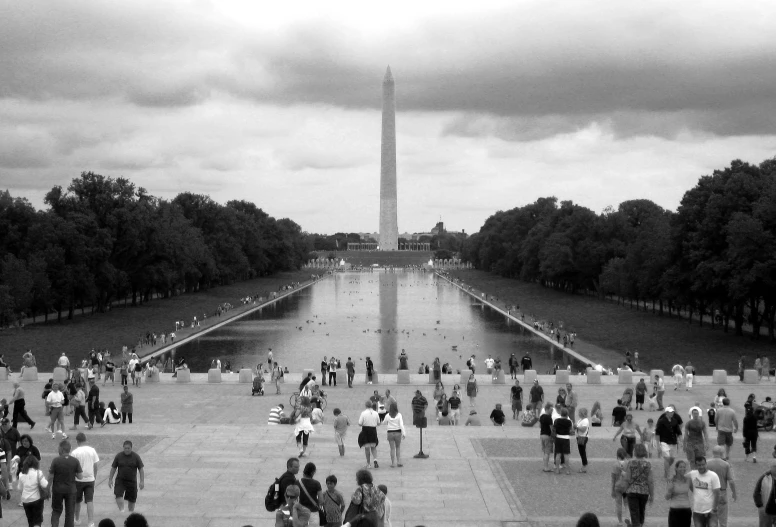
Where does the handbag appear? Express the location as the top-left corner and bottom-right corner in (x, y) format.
(38, 470), (50, 500)
(343, 499), (365, 526)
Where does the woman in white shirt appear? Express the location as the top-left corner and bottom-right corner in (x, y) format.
(382, 402), (406, 467)
(101, 401), (121, 425)
(18, 455), (48, 527)
(575, 407), (590, 473)
(45, 383), (66, 440)
(294, 407), (315, 458)
(358, 400), (381, 469)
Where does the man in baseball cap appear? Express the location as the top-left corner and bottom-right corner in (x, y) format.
(656, 404), (683, 479)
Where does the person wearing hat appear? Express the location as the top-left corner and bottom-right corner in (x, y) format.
(530, 379), (544, 418)
(655, 405), (683, 479)
(274, 484), (311, 527)
(465, 409), (481, 426)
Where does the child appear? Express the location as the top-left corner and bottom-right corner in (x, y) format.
(322, 475), (346, 527)
(642, 418), (657, 458)
(332, 408), (350, 457)
(378, 484), (392, 527)
(647, 389), (658, 411)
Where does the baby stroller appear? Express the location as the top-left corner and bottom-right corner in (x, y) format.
(621, 387), (634, 410)
(755, 402), (775, 431)
(251, 376), (264, 396)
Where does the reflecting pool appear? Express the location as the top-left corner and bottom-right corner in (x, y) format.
(165, 271), (585, 374)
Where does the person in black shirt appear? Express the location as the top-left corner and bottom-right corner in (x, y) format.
(612, 400), (627, 427)
(521, 354), (533, 372)
(489, 404), (506, 427)
(655, 405), (683, 479)
(275, 457), (301, 509)
(511, 381), (523, 419)
(553, 408), (573, 475)
(297, 462), (322, 517)
(539, 402), (554, 472)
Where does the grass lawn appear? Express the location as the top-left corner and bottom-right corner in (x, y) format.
(0, 270), (315, 370)
(449, 270), (775, 374)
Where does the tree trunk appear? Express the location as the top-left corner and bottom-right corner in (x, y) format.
(751, 295), (762, 340)
(698, 301), (705, 327)
(734, 302), (745, 336)
(659, 299), (664, 316)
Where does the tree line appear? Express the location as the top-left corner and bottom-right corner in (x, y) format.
(461, 158), (776, 341)
(0, 172), (311, 325)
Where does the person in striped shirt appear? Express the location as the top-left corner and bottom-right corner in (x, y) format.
(268, 405), (285, 425)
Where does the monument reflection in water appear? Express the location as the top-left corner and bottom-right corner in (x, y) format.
(166, 272), (585, 374)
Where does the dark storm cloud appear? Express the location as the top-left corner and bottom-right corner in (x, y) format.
(2, 1), (776, 139)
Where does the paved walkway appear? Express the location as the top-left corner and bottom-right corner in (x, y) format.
(1, 372), (770, 526)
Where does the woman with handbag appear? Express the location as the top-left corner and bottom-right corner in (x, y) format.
(18, 455), (48, 527)
(344, 469), (385, 527)
(297, 462), (323, 527)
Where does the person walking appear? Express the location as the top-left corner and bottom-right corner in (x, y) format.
(508, 353), (519, 380)
(108, 440), (144, 513)
(120, 386), (133, 424)
(613, 414), (642, 458)
(327, 358), (338, 387)
(18, 454), (48, 527)
(86, 380), (101, 430)
(10, 382), (35, 429)
(271, 362), (283, 395)
(665, 459), (692, 527)
(465, 373), (478, 407)
(511, 380), (523, 420)
(530, 380), (544, 418)
(623, 443), (654, 527)
(656, 406), (684, 480)
(298, 462), (323, 527)
(706, 445), (737, 527)
(634, 378), (647, 411)
(358, 401), (381, 469)
(332, 408), (350, 457)
(715, 398), (738, 461)
(49, 440), (83, 527)
(744, 406), (759, 463)
(687, 456), (720, 527)
(45, 383), (67, 440)
(294, 407), (315, 458)
(382, 402), (405, 467)
(654, 374), (666, 411)
(683, 407), (709, 469)
(685, 362), (695, 390)
(69, 383), (88, 432)
(346, 358), (355, 388)
(320, 357), (328, 387)
(365, 357), (375, 384)
(575, 408), (590, 473)
(71, 432), (99, 527)
(753, 459), (776, 526)
(565, 383), (579, 422)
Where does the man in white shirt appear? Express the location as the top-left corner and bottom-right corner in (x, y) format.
(672, 364), (685, 390)
(484, 356), (495, 373)
(57, 353), (71, 378)
(72, 432), (100, 527)
(687, 456), (721, 526)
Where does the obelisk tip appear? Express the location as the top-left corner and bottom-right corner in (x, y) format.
(384, 66), (393, 82)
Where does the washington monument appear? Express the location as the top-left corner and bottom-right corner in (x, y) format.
(379, 66), (398, 250)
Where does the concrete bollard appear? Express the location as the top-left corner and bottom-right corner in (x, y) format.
(53, 367), (69, 383)
(650, 370), (664, 380)
(428, 372), (436, 384)
(743, 369), (759, 384)
(175, 369), (191, 383)
(397, 370), (410, 384)
(239, 369), (253, 383)
(587, 370), (602, 384)
(618, 370), (633, 384)
(21, 367), (38, 381)
(555, 370), (570, 384)
(0, 367), (7, 381)
(523, 370), (537, 384)
(492, 370), (506, 384)
(208, 369), (222, 383)
(712, 370), (728, 384)
(460, 370), (473, 385)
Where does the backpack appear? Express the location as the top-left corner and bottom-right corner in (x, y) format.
(264, 478), (283, 512)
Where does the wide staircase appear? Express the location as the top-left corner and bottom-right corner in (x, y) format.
(336, 250), (434, 267)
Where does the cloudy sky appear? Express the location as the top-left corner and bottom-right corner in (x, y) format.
(1, 1), (775, 235)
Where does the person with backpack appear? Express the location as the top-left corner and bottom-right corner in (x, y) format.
(266, 458), (301, 513)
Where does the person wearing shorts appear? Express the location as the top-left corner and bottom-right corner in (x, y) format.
(332, 408), (350, 457)
(715, 398), (738, 460)
(45, 383), (67, 440)
(71, 432), (99, 527)
(108, 440), (144, 512)
(448, 391), (462, 425)
(103, 361), (115, 386)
